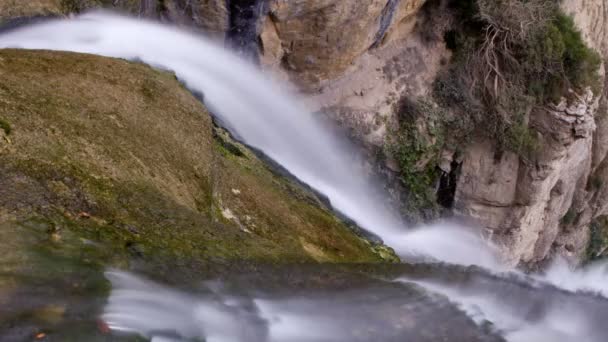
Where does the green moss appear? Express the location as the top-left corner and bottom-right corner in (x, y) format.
(587, 216), (608, 261)
(213, 129), (246, 158)
(561, 207), (578, 226)
(0, 49), (387, 268)
(371, 245), (400, 263)
(0, 0), (64, 22)
(386, 98), (446, 216)
(212, 128), (393, 263)
(0, 118), (11, 135)
(60, 0), (81, 12)
(589, 174), (604, 191)
(140, 78), (157, 101)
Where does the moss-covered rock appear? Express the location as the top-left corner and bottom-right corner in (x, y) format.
(0, 0), (64, 23)
(60, 0), (141, 14)
(0, 0), (143, 25)
(0, 49), (390, 271)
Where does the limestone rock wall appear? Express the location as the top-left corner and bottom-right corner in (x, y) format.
(454, 91), (600, 265)
(258, 0), (426, 88)
(451, 0), (608, 265)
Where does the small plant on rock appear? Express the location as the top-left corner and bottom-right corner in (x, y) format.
(435, 0), (602, 156)
(386, 97), (447, 216)
(0, 118), (11, 135)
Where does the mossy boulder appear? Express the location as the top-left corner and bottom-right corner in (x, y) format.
(0, 0), (64, 23)
(0, 49), (391, 273)
(0, 0), (143, 25)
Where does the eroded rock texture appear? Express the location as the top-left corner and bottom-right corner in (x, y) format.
(258, 0), (425, 87)
(454, 90), (601, 265)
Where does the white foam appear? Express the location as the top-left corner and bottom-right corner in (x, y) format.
(401, 279), (602, 342)
(391, 222), (506, 270)
(541, 258), (608, 297)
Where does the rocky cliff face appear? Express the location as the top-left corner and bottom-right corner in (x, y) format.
(258, 0), (426, 87)
(453, 90), (601, 266)
(4, 0), (608, 266)
(255, 0), (608, 266)
(452, 0), (608, 266)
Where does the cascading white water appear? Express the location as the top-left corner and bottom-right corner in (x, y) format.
(3, 12), (608, 342)
(399, 277), (608, 342)
(105, 270), (375, 342)
(104, 267), (608, 342)
(102, 270), (509, 342)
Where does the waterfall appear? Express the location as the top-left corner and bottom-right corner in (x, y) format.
(3, 12), (608, 342)
(0, 11), (407, 247)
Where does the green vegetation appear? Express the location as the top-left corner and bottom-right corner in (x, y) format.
(0, 0), (139, 23)
(386, 98), (447, 216)
(0, 49), (398, 339)
(587, 216), (608, 261)
(435, 0), (601, 155)
(561, 207), (578, 226)
(386, 0), (601, 218)
(60, 0), (83, 12)
(0, 117), (11, 135)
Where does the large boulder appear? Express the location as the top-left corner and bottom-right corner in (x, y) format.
(0, 49), (390, 273)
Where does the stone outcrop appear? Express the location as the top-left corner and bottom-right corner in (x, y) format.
(0, 49), (390, 267)
(562, 0), (608, 57)
(454, 90), (601, 265)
